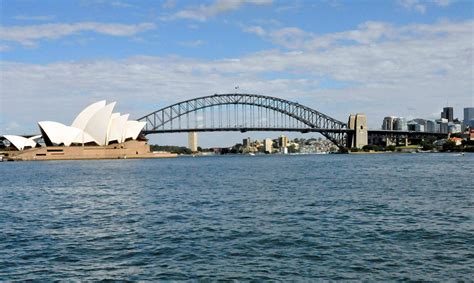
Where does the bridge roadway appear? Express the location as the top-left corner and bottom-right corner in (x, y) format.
(144, 127), (447, 138)
(143, 127), (353, 134)
(368, 130), (447, 138)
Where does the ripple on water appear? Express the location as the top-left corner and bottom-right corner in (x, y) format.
(0, 154), (473, 280)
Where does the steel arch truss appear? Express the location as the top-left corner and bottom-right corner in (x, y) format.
(138, 93), (348, 148)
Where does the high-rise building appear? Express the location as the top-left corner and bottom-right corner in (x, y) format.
(413, 118), (427, 131)
(382, 116), (395, 130)
(426, 120), (436, 132)
(436, 118), (448, 133)
(278, 135), (288, 148)
(393, 117), (407, 131)
(464, 107), (474, 130)
(407, 120), (424, 132)
(243, 137), (251, 147)
(264, 138), (273, 153)
(188, 132), (198, 152)
(441, 107), (454, 122)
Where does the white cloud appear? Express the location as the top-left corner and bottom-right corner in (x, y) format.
(13, 15), (55, 21)
(243, 25), (266, 36)
(80, 0), (135, 9)
(432, 0), (453, 7)
(1, 20), (472, 135)
(0, 22), (156, 47)
(398, 0), (455, 13)
(167, 0), (273, 21)
(244, 20), (473, 53)
(398, 0), (427, 14)
(162, 0), (177, 9)
(109, 1), (134, 8)
(0, 44), (11, 52)
(179, 40), (206, 47)
(274, 2), (303, 13)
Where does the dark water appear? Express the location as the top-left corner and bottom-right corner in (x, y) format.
(1, 153), (473, 281)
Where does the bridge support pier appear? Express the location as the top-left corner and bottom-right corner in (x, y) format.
(188, 132), (198, 152)
(347, 114), (368, 149)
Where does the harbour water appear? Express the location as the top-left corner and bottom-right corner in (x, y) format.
(1, 153), (473, 280)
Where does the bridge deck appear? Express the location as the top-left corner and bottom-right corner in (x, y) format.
(143, 128), (353, 134)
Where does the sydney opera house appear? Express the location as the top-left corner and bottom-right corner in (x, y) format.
(1, 101), (175, 161)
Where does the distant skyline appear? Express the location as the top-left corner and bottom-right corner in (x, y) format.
(1, 0), (473, 147)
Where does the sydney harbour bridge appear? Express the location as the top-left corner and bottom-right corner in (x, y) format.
(138, 93), (447, 149)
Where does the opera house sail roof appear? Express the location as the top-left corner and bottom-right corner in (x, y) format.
(2, 100), (146, 151)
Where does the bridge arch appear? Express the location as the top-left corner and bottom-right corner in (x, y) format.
(138, 93), (348, 148)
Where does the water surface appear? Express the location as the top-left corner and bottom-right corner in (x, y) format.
(1, 153), (473, 280)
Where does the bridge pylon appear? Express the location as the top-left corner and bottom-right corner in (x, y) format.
(347, 114), (368, 149)
(188, 132), (198, 152)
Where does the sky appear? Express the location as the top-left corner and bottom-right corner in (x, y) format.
(0, 0), (473, 147)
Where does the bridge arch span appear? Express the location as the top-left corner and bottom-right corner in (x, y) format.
(138, 93), (348, 148)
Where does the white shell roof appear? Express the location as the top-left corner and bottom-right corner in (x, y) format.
(38, 121), (68, 145)
(124, 121), (146, 140)
(84, 102), (116, 146)
(39, 121), (98, 146)
(107, 114), (129, 144)
(71, 100), (106, 130)
(5, 100), (146, 150)
(3, 135), (37, 151)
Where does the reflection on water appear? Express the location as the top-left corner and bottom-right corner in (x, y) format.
(1, 154), (473, 280)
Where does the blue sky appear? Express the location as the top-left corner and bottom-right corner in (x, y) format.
(1, 0), (473, 146)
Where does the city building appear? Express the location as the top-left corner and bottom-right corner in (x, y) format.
(264, 138), (273, 153)
(441, 107), (454, 122)
(393, 117), (407, 131)
(382, 116), (407, 131)
(426, 120), (437, 133)
(382, 116), (396, 130)
(413, 118), (428, 131)
(464, 107), (474, 130)
(407, 120), (424, 132)
(278, 135), (288, 148)
(436, 118), (448, 133)
(242, 137), (251, 148)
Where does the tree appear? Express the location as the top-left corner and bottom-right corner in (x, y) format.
(339, 147), (349, 153)
(450, 133), (462, 138)
(150, 145), (192, 154)
(442, 140), (456, 152)
(386, 145), (396, 151)
(288, 144), (298, 153)
(362, 145), (383, 152)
